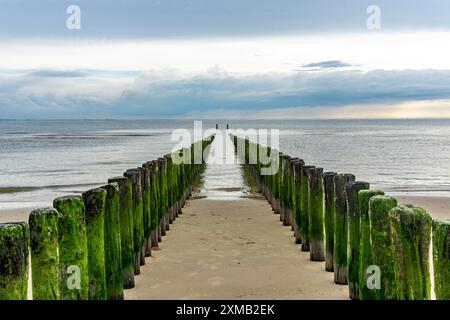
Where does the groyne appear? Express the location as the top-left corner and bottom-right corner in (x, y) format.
(0, 136), (214, 300)
(231, 134), (450, 300)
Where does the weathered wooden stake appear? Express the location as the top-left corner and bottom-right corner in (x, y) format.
(300, 165), (315, 251)
(54, 195), (89, 300)
(108, 177), (135, 289)
(433, 219), (450, 300)
(29, 208), (60, 300)
(323, 172), (337, 272)
(308, 167), (325, 261)
(100, 183), (124, 300)
(346, 181), (370, 300)
(391, 205), (431, 300)
(333, 174), (354, 284)
(82, 188), (107, 300)
(369, 195), (398, 300)
(0, 222), (29, 300)
(140, 165), (152, 257)
(124, 168), (145, 273)
(358, 189), (384, 300)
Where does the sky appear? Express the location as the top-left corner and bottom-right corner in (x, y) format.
(1, 0), (450, 119)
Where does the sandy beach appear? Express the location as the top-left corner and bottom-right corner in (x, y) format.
(125, 197), (348, 300)
(1, 194), (448, 300)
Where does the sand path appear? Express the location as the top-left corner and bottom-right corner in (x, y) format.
(124, 197), (348, 300)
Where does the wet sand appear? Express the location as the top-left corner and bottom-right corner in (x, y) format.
(396, 195), (450, 221)
(125, 198), (347, 300)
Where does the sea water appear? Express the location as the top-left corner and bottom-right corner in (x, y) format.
(1, 119), (450, 210)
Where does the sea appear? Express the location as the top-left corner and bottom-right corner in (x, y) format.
(1, 119), (450, 211)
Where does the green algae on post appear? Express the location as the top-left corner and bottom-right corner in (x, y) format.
(346, 181), (370, 300)
(29, 208), (60, 300)
(300, 165), (315, 251)
(124, 168), (145, 274)
(333, 174), (348, 284)
(391, 205), (432, 300)
(54, 195), (89, 300)
(293, 159), (305, 245)
(100, 183), (124, 300)
(140, 165), (152, 257)
(369, 195), (398, 300)
(432, 219), (450, 300)
(82, 188), (107, 300)
(323, 172), (337, 272)
(0, 222), (29, 300)
(358, 189), (384, 300)
(149, 161), (160, 248)
(308, 167), (325, 262)
(108, 177), (135, 289)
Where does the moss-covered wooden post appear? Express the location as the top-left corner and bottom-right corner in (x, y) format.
(415, 206), (432, 300)
(308, 167), (325, 261)
(108, 177), (135, 289)
(346, 181), (370, 300)
(140, 165), (152, 257)
(293, 159), (305, 244)
(54, 195), (89, 300)
(391, 205), (431, 300)
(369, 195), (398, 300)
(149, 160), (160, 248)
(300, 165), (315, 251)
(157, 158), (168, 237)
(323, 172), (336, 272)
(124, 168), (145, 274)
(29, 208), (60, 300)
(82, 188), (107, 300)
(333, 174), (355, 284)
(0, 222), (29, 300)
(358, 189), (384, 300)
(100, 183), (124, 300)
(287, 158), (297, 230)
(165, 155), (174, 225)
(433, 220), (450, 300)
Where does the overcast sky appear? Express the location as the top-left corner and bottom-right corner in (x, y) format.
(2, 0), (450, 119)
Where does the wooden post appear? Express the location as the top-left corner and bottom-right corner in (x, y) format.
(149, 160), (160, 248)
(0, 222), (29, 300)
(333, 174), (354, 284)
(433, 220), (450, 300)
(124, 168), (145, 273)
(82, 188), (107, 300)
(369, 195), (398, 300)
(308, 167), (325, 261)
(140, 165), (152, 257)
(100, 183), (124, 300)
(293, 159), (305, 244)
(358, 189), (384, 300)
(323, 172), (337, 272)
(346, 181), (370, 300)
(54, 195), (89, 300)
(391, 205), (432, 300)
(157, 158), (168, 237)
(108, 177), (135, 289)
(300, 165), (315, 251)
(29, 208), (60, 300)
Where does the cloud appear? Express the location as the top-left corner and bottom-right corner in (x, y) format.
(300, 60), (353, 70)
(3, 68), (450, 118)
(27, 70), (88, 78)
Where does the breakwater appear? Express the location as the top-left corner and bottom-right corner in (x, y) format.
(231, 134), (450, 300)
(0, 136), (214, 300)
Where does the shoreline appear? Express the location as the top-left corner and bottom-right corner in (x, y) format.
(1, 194), (449, 224)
